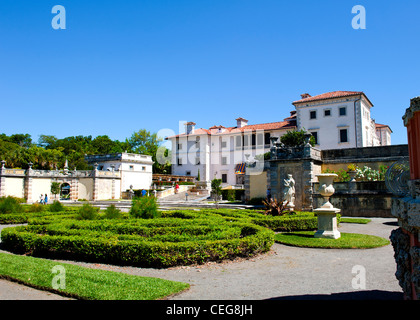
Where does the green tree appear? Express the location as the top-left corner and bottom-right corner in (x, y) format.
(211, 178), (222, 209)
(50, 182), (61, 200)
(280, 129), (315, 147)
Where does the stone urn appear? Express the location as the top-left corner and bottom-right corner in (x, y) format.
(314, 173), (341, 239)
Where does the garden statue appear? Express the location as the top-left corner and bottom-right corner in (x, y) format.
(283, 174), (295, 208)
(128, 185), (134, 199)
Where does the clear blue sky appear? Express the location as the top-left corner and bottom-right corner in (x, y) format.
(0, 0), (418, 146)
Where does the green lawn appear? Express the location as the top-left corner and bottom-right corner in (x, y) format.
(340, 217), (371, 224)
(274, 231), (390, 249)
(0, 252), (189, 300)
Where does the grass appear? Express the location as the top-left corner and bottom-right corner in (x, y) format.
(0, 252), (189, 300)
(274, 231), (390, 249)
(340, 217), (371, 224)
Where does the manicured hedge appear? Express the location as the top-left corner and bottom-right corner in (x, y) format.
(0, 207), (329, 268)
(1, 216), (274, 268)
(0, 210), (77, 224)
(186, 209), (322, 231)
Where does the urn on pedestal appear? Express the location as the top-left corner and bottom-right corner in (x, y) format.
(314, 173), (341, 239)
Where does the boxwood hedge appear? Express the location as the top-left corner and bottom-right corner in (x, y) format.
(1, 214), (274, 268)
(0, 207), (327, 268)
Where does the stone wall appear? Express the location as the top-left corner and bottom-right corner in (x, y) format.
(313, 181), (393, 217)
(245, 137), (408, 216)
(321, 144), (408, 172)
(0, 162), (122, 202)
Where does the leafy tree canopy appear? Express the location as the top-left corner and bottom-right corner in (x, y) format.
(0, 130), (171, 173)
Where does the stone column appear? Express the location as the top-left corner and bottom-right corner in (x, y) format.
(70, 178), (78, 201)
(92, 163), (99, 201)
(390, 96), (420, 300)
(0, 160), (6, 198)
(403, 96), (420, 180)
(111, 177), (116, 200)
(24, 162), (34, 203)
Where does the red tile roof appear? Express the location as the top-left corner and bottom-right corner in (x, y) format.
(375, 123), (392, 132)
(167, 119), (296, 139)
(292, 91), (368, 105)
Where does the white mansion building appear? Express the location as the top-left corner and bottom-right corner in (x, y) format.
(168, 91), (392, 186)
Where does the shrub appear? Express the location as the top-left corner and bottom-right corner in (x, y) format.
(77, 203), (99, 220)
(129, 196), (159, 219)
(0, 196), (24, 214)
(262, 198), (290, 216)
(104, 204), (122, 219)
(27, 203), (45, 213)
(221, 189), (245, 201)
(0, 219), (274, 268)
(280, 129), (315, 147)
(48, 200), (65, 212)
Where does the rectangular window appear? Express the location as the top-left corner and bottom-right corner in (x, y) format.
(177, 157), (182, 166)
(310, 110), (317, 119)
(339, 129), (348, 143)
(177, 143), (182, 150)
(324, 109), (331, 117)
(142, 166), (146, 171)
(222, 157), (227, 165)
(339, 107), (347, 116)
(264, 132), (271, 145)
(221, 141), (227, 148)
(310, 131), (318, 145)
(236, 136), (242, 147)
(243, 135), (249, 147)
(129, 165), (134, 171)
(222, 174), (227, 183)
(186, 171), (191, 176)
(257, 133), (263, 145)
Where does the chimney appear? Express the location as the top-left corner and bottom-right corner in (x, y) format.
(300, 93), (311, 99)
(185, 122), (196, 134)
(236, 117), (248, 128)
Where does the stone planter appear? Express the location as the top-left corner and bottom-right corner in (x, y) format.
(314, 173), (341, 239)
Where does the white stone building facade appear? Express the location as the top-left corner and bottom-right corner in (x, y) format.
(0, 153), (153, 202)
(293, 91), (391, 150)
(168, 117), (296, 186)
(168, 90), (392, 187)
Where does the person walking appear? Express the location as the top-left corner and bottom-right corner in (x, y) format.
(44, 194), (48, 205)
(40, 194), (44, 204)
(175, 183), (179, 194)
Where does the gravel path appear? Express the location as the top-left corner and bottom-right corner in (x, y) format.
(0, 218), (403, 300)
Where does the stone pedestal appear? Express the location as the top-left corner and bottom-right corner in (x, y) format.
(314, 208), (341, 239)
(314, 173), (341, 239)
